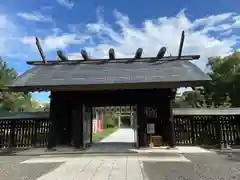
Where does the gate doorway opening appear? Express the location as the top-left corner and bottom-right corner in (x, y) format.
(90, 106), (138, 152)
(120, 116), (131, 128)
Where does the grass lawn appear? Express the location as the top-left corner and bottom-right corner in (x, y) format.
(92, 127), (118, 143)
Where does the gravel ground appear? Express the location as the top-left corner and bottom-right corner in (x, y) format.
(0, 155), (62, 180)
(143, 152), (240, 180)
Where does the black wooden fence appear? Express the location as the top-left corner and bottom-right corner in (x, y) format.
(0, 112), (49, 148)
(173, 108), (240, 146)
(0, 108), (240, 148)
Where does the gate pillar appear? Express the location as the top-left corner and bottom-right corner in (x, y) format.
(166, 98), (176, 147)
(72, 103), (83, 149)
(47, 92), (57, 150)
(137, 103), (147, 147)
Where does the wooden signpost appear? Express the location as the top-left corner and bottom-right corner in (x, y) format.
(147, 123), (155, 147)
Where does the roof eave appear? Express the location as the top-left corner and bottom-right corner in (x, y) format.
(4, 79), (211, 92)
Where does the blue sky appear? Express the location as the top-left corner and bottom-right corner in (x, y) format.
(0, 0), (240, 102)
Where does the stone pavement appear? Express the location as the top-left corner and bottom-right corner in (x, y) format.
(100, 128), (135, 143)
(2, 147), (240, 179)
(1, 128), (240, 180)
(20, 153), (190, 180)
(0, 155), (62, 180)
(2, 149), (239, 180)
(84, 128), (136, 153)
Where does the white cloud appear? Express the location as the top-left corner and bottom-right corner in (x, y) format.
(22, 34), (91, 52)
(56, 0), (74, 9)
(75, 9), (238, 70)
(233, 15), (240, 28)
(20, 10), (240, 101)
(17, 12), (53, 22)
(67, 52), (82, 60)
(0, 15), (23, 57)
(21, 9), (239, 71)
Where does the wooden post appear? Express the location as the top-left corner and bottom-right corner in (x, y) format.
(9, 121), (16, 148)
(190, 116), (195, 145)
(167, 98), (176, 147)
(89, 106), (93, 144)
(215, 115), (222, 149)
(118, 114), (121, 127)
(137, 103), (146, 147)
(47, 92), (57, 150)
(72, 103), (83, 149)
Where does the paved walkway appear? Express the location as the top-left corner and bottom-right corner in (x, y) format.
(85, 128), (136, 153)
(20, 154), (191, 180)
(14, 148), (240, 180)
(3, 129), (240, 179)
(100, 128), (135, 143)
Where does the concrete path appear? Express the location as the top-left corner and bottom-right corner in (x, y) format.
(9, 127), (238, 180)
(100, 128), (135, 143)
(85, 128), (136, 153)
(21, 154), (191, 180)
(17, 148), (240, 180)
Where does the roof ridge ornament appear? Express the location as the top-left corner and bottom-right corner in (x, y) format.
(81, 50), (90, 61)
(148, 47), (167, 63)
(29, 31), (200, 66)
(57, 50), (69, 61)
(35, 37), (46, 64)
(97, 48), (115, 64)
(125, 48), (143, 64)
(178, 31), (185, 60)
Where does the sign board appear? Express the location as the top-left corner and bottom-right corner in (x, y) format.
(147, 123), (155, 134)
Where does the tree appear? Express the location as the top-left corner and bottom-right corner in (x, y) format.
(0, 57), (36, 112)
(173, 52), (240, 108)
(203, 52), (240, 107)
(173, 89), (206, 108)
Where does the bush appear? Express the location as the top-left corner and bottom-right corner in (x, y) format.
(103, 112), (117, 129)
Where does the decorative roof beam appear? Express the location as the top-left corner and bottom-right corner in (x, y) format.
(135, 48), (143, 59)
(81, 50), (90, 61)
(148, 47), (167, 63)
(27, 55), (200, 65)
(35, 37), (46, 64)
(178, 31), (185, 59)
(126, 48), (143, 63)
(109, 48), (115, 60)
(27, 31), (199, 66)
(157, 47), (167, 59)
(96, 48), (116, 64)
(57, 50), (69, 61)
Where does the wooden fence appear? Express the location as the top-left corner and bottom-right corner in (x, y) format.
(0, 109), (240, 148)
(173, 108), (240, 146)
(0, 112), (49, 148)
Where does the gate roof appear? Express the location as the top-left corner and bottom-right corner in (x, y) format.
(4, 31), (211, 92)
(5, 59), (210, 92)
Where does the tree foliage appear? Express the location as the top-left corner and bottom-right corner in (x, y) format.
(174, 52), (240, 108)
(0, 57), (38, 112)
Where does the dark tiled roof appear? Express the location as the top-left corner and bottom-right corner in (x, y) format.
(7, 60), (210, 91)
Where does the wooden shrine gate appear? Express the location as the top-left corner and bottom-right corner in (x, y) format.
(2, 30), (212, 150)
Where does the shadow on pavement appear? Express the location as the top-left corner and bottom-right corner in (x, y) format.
(1, 142), (139, 156)
(202, 146), (240, 162)
(84, 142), (137, 153)
(0, 147), (29, 156)
(142, 161), (196, 180)
(216, 151), (240, 162)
